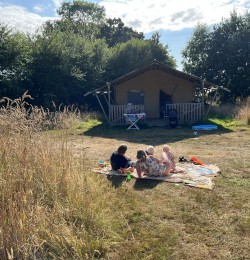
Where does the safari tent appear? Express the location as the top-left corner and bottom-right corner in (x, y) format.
(85, 60), (227, 125)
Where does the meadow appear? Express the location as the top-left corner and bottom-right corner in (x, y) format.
(0, 94), (249, 259)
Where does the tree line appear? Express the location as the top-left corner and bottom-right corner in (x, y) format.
(0, 1), (249, 108)
(182, 10), (250, 102)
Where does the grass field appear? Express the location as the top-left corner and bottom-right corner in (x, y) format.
(0, 102), (250, 259)
(68, 121), (250, 259)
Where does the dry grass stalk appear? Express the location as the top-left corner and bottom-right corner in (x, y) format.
(0, 92), (83, 134)
(210, 97), (250, 124)
(239, 96), (250, 125)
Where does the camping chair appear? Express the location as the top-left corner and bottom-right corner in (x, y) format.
(168, 109), (178, 128)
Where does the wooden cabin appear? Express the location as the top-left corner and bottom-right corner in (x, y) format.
(85, 60), (228, 126)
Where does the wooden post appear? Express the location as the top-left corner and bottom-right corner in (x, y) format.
(202, 79), (205, 120)
(204, 87), (218, 119)
(95, 93), (109, 124)
(107, 82), (111, 123)
(102, 92), (109, 106)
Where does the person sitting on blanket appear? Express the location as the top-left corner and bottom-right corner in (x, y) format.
(161, 144), (177, 172)
(146, 145), (176, 172)
(136, 150), (171, 178)
(110, 144), (134, 174)
(162, 145), (184, 173)
(145, 145), (161, 163)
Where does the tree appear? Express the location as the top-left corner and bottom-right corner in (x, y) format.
(148, 32), (176, 68)
(182, 23), (211, 78)
(207, 11), (250, 101)
(182, 11), (250, 102)
(106, 37), (176, 80)
(29, 30), (109, 106)
(44, 0), (106, 40)
(0, 24), (32, 98)
(99, 18), (144, 47)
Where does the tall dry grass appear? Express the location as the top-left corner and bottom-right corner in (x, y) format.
(238, 96), (250, 125)
(0, 93), (129, 259)
(0, 91), (82, 133)
(210, 96), (250, 124)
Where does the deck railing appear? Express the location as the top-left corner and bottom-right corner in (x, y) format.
(166, 103), (204, 124)
(109, 103), (203, 125)
(109, 105), (145, 125)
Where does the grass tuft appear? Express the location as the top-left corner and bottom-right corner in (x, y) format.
(209, 97), (250, 128)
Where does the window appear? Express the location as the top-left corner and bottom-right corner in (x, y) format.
(128, 90), (144, 105)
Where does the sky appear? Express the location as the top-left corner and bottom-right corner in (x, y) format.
(0, 0), (249, 69)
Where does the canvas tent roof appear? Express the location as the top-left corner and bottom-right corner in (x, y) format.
(112, 60), (206, 85)
(84, 60), (229, 97)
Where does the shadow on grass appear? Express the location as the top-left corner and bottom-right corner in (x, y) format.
(106, 175), (162, 190)
(106, 175), (127, 188)
(133, 178), (162, 190)
(82, 120), (233, 145)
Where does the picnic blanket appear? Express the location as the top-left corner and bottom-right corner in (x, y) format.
(92, 163), (220, 190)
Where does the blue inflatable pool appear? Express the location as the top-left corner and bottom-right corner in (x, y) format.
(192, 124), (218, 130)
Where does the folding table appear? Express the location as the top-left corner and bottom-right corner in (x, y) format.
(123, 113), (146, 130)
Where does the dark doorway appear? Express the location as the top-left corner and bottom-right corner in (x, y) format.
(160, 90), (173, 118)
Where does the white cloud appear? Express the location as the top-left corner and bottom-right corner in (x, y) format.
(0, 5), (54, 34)
(52, 0), (64, 9)
(0, 0), (248, 35)
(51, 0), (64, 15)
(99, 0), (249, 32)
(33, 5), (45, 13)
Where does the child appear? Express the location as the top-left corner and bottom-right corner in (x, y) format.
(146, 146), (161, 163)
(161, 145), (176, 172)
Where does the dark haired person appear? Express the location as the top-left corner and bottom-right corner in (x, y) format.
(110, 144), (134, 173)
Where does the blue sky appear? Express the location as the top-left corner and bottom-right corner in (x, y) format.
(0, 0), (249, 69)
